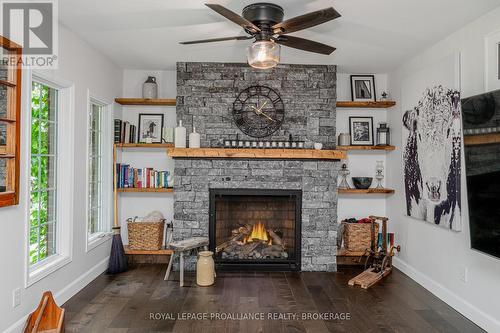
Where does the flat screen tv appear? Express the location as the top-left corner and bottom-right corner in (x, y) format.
(462, 88), (500, 258)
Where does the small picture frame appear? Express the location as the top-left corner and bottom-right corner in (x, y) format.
(138, 113), (164, 143)
(349, 116), (374, 146)
(350, 75), (376, 102)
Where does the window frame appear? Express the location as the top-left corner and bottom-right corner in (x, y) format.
(24, 70), (74, 287)
(0, 36), (22, 207)
(86, 91), (113, 252)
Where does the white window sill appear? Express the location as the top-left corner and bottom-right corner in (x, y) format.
(86, 232), (112, 252)
(27, 254), (72, 287)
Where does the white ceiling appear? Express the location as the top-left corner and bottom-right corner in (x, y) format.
(59, 0), (500, 73)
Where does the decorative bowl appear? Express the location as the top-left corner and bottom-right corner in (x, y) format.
(352, 177), (373, 189)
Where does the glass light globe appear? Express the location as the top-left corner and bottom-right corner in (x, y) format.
(247, 41), (280, 69)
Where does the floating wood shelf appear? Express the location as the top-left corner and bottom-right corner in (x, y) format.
(0, 117), (16, 123)
(167, 148), (346, 160)
(114, 143), (174, 148)
(117, 187), (173, 193)
(115, 98), (176, 106)
(337, 145), (396, 151)
(464, 133), (500, 146)
(124, 245), (173, 255)
(338, 188), (395, 194)
(336, 101), (396, 108)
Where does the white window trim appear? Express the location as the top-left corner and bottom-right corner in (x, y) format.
(23, 70), (75, 287)
(85, 90), (113, 252)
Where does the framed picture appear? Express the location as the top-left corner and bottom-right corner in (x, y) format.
(349, 116), (374, 146)
(485, 30), (500, 91)
(138, 113), (164, 143)
(350, 75), (376, 102)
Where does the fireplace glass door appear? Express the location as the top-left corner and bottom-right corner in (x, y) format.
(209, 189), (301, 270)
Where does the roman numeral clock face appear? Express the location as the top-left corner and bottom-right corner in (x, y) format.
(233, 85), (285, 138)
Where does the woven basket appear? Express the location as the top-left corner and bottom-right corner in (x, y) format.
(342, 222), (379, 252)
(127, 219), (165, 250)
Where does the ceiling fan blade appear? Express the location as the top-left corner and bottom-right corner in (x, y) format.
(205, 4), (261, 34)
(272, 7), (341, 34)
(180, 35), (253, 45)
(273, 35), (336, 55)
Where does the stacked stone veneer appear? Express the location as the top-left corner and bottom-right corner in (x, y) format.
(173, 159), (340, 271)
(173, 62), (339, 272)
(176, 62), (337, 148)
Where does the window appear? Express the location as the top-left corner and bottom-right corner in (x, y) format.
(29, 81), (58, 265)
(88, 102), (104, 235)
(0, 36), (22, 207)
(86, 96), (112, 250)
(26, 73), (74, 285)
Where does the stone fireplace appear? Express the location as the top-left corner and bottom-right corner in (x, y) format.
(173, 62), (339, 272)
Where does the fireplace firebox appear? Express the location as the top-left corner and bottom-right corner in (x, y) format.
(209, 189), (302, 271)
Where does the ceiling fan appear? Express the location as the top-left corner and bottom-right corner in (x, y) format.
(179, 3), (341, 69)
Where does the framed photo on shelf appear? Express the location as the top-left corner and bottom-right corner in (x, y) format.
(350, 75), (376, 102)
(138, 113), (164, 143)
(349, 116), (374, 146)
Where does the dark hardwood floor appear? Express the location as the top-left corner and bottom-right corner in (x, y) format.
(63, 265), (483, 333)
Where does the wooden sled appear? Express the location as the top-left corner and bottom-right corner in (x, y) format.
(24, 291), (65, 333)
(348, 216), (401, 289)
(348, 266), (392, 289)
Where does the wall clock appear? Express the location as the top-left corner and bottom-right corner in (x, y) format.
(233, 85), (285, 138)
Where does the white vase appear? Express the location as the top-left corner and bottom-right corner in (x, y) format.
(174, 120), (186, 148)
(189, 126), (201, 148)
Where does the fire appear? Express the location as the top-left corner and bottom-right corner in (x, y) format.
(244, 222), (271, 244)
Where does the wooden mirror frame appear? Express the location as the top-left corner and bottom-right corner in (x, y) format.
(0, 36), (22, 207)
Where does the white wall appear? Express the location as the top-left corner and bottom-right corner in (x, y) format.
(386, 7), (500, 332)
(118, 70), (176, 243)
(336, 73), (389, 221)
(0, 25), (122, 332)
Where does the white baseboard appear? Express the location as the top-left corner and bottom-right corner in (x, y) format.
(3, 256), (109, 333)
(393, 257), (500, 333)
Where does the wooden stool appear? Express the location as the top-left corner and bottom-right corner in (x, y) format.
(164, 237), (209, 287)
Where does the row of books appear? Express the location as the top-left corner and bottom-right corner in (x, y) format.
(114, 119), (137, 144)
(377, 232), (395, 249)
(116, 164), (171, 189)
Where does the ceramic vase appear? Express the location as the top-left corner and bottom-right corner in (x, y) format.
(189, 126), (201, 148)
(142, 76), (158, 99)
(196, 251), (215, 286)
(174, 120), (186, 148)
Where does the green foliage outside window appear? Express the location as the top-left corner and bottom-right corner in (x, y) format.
(29, 82), (57, 265)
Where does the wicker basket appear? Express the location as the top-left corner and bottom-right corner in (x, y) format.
(342, 222), (379, 252)
(127, 219), (165, 250)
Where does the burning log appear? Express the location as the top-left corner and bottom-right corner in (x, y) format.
(216, 224), (252, 253)
(268, 229), (283, 246)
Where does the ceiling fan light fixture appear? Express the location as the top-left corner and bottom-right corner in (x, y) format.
(247, 40), (280, 69)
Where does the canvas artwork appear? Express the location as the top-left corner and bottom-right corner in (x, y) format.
(402, 85), (462, 230)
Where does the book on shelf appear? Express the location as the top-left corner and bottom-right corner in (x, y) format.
(114, 119), (122, 143)
(114, 119), (137, 144)
(116, 163), (171, 189)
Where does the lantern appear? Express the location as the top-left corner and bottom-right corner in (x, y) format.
(376, 122), (390, 146)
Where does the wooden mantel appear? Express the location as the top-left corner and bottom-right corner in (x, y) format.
(167, 148), (346, 160)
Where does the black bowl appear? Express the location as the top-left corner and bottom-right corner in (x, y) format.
(352, 177), (373, 189)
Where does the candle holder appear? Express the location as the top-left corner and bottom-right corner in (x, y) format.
(375, 161), (384, 189)
(339, 163), (351, 189)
